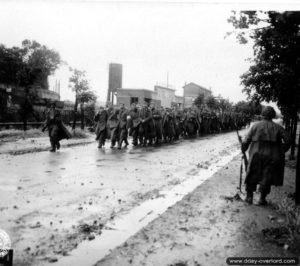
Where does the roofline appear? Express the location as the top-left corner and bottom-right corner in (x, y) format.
(117, 88), (157, 94)
(183, 82), (211, 92)
(154, 85), (176, 91)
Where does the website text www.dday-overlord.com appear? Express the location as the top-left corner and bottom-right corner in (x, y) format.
(226, 257), (299, 265)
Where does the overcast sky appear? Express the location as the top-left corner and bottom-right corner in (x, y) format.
(0, 1), (297, 103)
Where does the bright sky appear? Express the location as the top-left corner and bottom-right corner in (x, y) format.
(0, 1), (296, 103)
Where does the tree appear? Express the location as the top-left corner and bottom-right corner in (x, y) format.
(0, 40), (61, 89)
(229, 11), (300, 204)
(194, 93), (205, 108)
(0, 45), (32, 128)
(21, 40), (61, 89)
(228, 12), (300, 113)
(85, 102), (97, 127)
(69, 68), (97, 130)
(205, 96), (218, 111)
(219, 97), (233, 114)
(234, 100), (262, 117)
(0, 45), (24, 86)
(0, 40), (61, 130)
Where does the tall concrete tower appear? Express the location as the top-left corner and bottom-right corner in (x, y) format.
(106, 63), (122, 105)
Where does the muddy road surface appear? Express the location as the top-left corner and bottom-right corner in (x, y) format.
(0, 131), (242, 265)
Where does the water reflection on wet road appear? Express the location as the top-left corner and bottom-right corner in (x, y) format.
(0, 131), (242, 266)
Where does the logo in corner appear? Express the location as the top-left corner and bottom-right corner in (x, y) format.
(0, 229), (11, 258)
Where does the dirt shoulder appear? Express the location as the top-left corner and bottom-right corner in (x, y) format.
(96, 156), (299, 266)
(0, 132), (94, 155)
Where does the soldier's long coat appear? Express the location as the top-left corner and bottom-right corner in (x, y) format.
(184, 110), (198, 136)
(95, 110), (108, 141)
(119, 108), (128, 142)
(139, 107), (152, 142)
(242, 120), (290, 187)
(152, 109), (163, 140)
(162, 112), (176, 141)
(128, 108), (141, 143)
(44, 109), (72, 142)
(107, 112), (120, 143)
(174, 110), (184, 138)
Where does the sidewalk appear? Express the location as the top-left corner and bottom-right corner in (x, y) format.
(0, 135), (95, 155)
(96, 156), (299, 266)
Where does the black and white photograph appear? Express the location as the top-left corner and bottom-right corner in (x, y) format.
(0, 1), (299, 265)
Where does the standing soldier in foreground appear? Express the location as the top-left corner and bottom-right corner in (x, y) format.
(242, 106), (291, 205)
(43, 103), (72, 152)
(94, 106), (108, 149)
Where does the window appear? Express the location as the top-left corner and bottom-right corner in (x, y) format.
(144, 98), (151, 104)
(130, 97), (138, 104)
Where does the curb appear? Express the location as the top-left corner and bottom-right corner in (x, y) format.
(0, 140), (95, 156)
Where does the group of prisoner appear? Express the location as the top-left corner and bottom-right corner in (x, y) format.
(43, 102), (292, 206)
(94, 102), (251, 149)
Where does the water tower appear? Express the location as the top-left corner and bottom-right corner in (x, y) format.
(106, 63), (122, 105)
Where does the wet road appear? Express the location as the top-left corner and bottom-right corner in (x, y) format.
(0, 131), (242, 265)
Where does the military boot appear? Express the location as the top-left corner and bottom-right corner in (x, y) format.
(132, 141), (138, 146)
(50, 142), (56, 152)
(110, 141), (115, 149)
(245, 191), (253, 204)
(257, 192), (268, 206)
(125, 140), (129, 147)
(142, 139), (147, 147)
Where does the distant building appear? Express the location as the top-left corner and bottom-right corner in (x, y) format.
(154, 85), (183, 109)
(183, 82), (212, 108)
(116, 85), (183, 109)
(107, 63), (122, 105)
(62, 100), (74, 111)
(116, 88), (161, 108)
(106, 64), (184, 108)
(174, 95), (184, 108)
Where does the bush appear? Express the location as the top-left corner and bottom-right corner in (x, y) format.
(0, 128), (45, 140)
(264, 197), (300, 252)
(280, 199), (300, 252)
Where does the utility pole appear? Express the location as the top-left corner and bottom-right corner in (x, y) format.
(167, 72), (169, 88)
(296, 122), (300, 205)
(58, 80), (61, 96)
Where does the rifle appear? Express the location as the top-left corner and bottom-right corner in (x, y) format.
(42, 121), (49, 132)
(236, 126), (248, 193)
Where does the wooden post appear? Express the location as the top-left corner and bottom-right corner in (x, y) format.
(290, 117), (297, 160)
(296, 124), (300, 205)
(23, 87), (29, 131)
(80, 102), (84, 130)
(72, 96), (78, 130)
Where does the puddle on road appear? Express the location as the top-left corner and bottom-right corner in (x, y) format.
(0, 185), (17, 191)
(42, 149), (240, 266)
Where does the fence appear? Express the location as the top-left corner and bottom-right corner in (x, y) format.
(0, 121), (84, 130)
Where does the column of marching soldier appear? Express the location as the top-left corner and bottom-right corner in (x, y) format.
(43, 103), (292, 207)
(94, 102), (251, 150)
